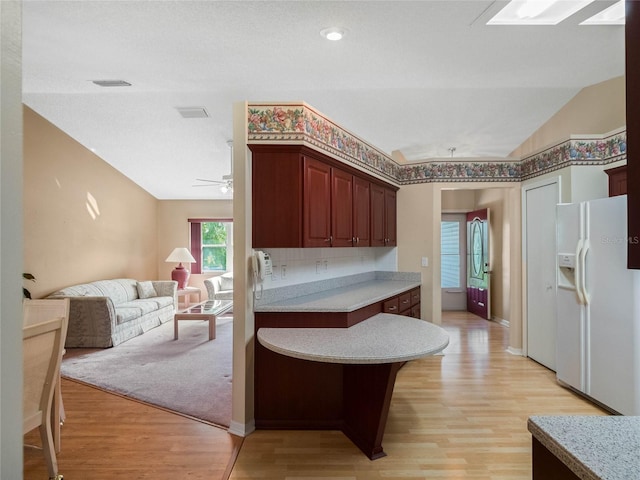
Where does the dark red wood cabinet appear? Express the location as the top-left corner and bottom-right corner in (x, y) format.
(250, 144), (397, 248)
(353, 176), (371, 246)
(370, 184), (397, 247)
(330, 166), (355, 247)
(626, 0), (640, 268)
(303, 157), (332, 247)
(605, 165), (627, 197)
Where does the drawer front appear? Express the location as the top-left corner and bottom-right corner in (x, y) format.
(410, 287), (421, 306)
(383, 297), (399, 314)
(411, 304), (421, 319)
(399, 292), (412, 312)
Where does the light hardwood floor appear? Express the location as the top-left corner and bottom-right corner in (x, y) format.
(24, 312), (606, 479)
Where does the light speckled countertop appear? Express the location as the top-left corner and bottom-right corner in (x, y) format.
(528, 416), (640, 480)
(257, 313), (449, 364)
(254, 279), (420, 312)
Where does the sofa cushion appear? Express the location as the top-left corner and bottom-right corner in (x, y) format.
(220, 272), (234, 291)
(115, 307), (141, 324)
(136, 281), (157, 299)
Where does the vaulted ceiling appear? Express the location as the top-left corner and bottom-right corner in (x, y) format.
(22, 0), (625, 199)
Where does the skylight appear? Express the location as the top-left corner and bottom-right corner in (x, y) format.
(487, 0), (596, 25)
(580, 0), (625, 25)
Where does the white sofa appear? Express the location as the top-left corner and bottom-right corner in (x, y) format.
(47, 278), (177, 348)
(204, 272), (233, 301)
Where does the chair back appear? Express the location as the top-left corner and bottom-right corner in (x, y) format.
(23, 298), (69, 478)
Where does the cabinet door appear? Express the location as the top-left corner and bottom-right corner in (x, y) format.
(252, 148), (303, 247)
(303, 157), (332, 247)
(331, 168), (354, 247)
(384, 188), (397, 246)
(370, 183), (386, 246)
(353, 176), (370, 246)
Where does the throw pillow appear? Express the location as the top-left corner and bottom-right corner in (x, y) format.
(220, 273), (234, 291)
(137, 281), (157, 299)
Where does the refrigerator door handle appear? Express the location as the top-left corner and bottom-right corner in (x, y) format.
(580, 239), (591, 305)
(575, 238), (585, 305)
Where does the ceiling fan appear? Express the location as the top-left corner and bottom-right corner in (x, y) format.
(193, 140), (233, 193)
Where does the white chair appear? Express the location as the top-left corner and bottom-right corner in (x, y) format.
(23, 298), (69, 480)
(204, 272), (233, 301)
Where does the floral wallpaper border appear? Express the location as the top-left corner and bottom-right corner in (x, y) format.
(247, 104), (626, 184)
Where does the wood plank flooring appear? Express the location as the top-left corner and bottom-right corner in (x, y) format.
(24, 312), (607, 479)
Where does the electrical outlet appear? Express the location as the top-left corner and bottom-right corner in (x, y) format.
(421, 256), (429, 267)
(281, 265), (287, 278)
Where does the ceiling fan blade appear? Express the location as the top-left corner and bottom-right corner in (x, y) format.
(194, 178), (224, 184)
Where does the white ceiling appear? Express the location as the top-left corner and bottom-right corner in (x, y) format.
(22, 0), (625, 200)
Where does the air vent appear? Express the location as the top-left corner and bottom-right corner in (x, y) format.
(92, 80), (132, 87)
(176, 107), (209, 119)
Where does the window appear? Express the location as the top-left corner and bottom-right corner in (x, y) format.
(189, 219), (233, 274)
(441, 220), (461, 288)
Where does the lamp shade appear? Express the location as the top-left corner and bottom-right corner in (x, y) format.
(165, 247), (196, 264)
(165, 247), (197, 289)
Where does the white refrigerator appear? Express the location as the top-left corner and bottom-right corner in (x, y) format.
(556, 194), (640, 415)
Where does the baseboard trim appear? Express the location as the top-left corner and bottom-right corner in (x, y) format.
(491, 316), (509, 327)
(506, 346), (523, 356)
(228, 419), (256, 437)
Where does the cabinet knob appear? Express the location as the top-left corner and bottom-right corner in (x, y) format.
(388, 306), (397, 311)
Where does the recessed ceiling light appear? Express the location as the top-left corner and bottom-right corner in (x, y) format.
(580, 0), (625, 25)
(91, 80), (132, 87)
(487, 0), (595, 25)
(320, 27), (346, 41)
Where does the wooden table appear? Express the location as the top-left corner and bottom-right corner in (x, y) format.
(174, 300), (232, 340)
(176, 286), (202, 308)
(257, 314), (449, 459)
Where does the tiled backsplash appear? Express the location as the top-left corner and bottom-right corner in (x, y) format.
(258, 247), (398, 290)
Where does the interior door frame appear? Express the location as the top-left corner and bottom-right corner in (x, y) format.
(521, 175), (562, 358)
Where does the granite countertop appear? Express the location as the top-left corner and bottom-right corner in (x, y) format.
(257, 313), (449, 364)
(254, 279), (421, 313)
(528, 415), (640, 480)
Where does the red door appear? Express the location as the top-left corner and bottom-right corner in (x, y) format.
(466, 208), (490, 319)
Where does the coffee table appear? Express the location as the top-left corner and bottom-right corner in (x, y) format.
(174, 299), (233, 341)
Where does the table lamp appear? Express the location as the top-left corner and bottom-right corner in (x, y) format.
(165, 247), (197, 289)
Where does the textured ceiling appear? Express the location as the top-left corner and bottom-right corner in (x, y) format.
(22, 0), (625, 199)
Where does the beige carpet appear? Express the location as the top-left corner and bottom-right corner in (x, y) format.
(61, 315), (232, 428)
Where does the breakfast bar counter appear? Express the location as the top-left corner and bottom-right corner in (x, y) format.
(257, 314), (449, 459)
(528, 415), (640, 479)
(258, 313), (449, 364)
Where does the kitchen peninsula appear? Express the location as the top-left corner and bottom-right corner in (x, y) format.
(253, 272), (449, 459)
(528, 416), (640, 480)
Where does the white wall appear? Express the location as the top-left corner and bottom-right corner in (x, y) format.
(261, 247), (397, 290)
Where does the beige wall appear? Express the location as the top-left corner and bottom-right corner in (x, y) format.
(23, 107), (159, 298)
(398, 183), (522, 349)
(511, 76), (626, 158)
(157, 199), (233, 297)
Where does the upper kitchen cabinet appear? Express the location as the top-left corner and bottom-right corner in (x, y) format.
(370, 183), (397, 247)
(352, 176), (371, 246)
(250, 144), (397, 248)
